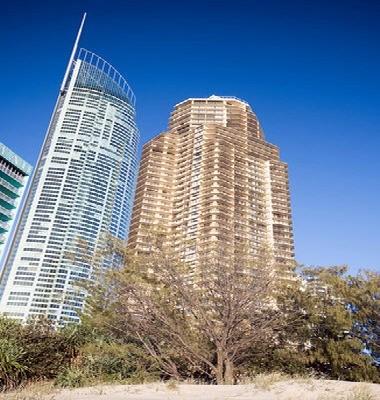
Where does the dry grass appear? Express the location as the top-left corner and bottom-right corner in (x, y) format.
(250, 372), (290, 390)
(345, 384), (374, 400)
(0, 381), (56, 400)
(315, 383), (374, 400)
(165, 380), (179, 391)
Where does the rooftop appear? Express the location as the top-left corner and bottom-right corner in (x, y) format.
(175, 95), (251, 108)
(75, 48), (136, 106)
(0, 142), (32, 176)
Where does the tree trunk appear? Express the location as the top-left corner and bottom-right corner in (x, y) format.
(224, 358), (234, 384)
(216, 349), (235, 384)
(216, 349), (225, 384)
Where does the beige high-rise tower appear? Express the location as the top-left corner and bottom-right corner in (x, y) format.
(128, 96), (294, 270)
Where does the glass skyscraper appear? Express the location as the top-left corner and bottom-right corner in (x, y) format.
(0, 143), (32, 261)
(0, 18), (139, 323)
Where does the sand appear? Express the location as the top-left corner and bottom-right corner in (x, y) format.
(15, 379), (378, 400)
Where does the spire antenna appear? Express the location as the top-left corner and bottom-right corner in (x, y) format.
(60, 12), (87, 93)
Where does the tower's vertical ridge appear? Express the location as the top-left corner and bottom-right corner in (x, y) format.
(60, 13), (87, 93)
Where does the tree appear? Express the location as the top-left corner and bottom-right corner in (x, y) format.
(261, 266), (380, 382)
(347, 270), (380, 363)
(85, 237), (288, 384)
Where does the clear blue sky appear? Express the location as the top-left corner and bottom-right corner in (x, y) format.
(1, 0), (379, 271)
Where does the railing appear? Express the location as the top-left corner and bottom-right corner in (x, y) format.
(0, 177), (20, 195)
(0, 220), (10, 230)
(0, 163), (23, 184)
(76, 48), (136, 106)
(0, 192), (16, 207)
(0, 204), (13, 218)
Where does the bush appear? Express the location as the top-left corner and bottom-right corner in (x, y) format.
(56, 341), (159, 387)
(0, 338), (27, 390)
(55, 367), (87, 388)
(18, 319), (77, 380)
(0, 316), (159, 391)
(0, 317), (88, 391)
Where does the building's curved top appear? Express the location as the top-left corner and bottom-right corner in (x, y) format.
(175, 95), (251, 109)
(208, 95), (250, 106)
(74, 48), (136, 106)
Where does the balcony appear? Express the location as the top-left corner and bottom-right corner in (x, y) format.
(0, 177), (20, 198)
(0, 204), (13, 220)
(0, 164), (24, 188)
(0, 193), (16, 208)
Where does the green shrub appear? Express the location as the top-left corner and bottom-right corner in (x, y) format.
(19, 319), (76, 380)
(82, 341), (156, 379)
(0, 317), (83, 391)
(0, 316), (159, 391)
(55, 341), (159, 387)
(0, 339), (27, 390)
(55, 367), (87, 388)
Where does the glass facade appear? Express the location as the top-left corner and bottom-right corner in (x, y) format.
(0, 49), (139, 324)
(0, 143), (32, 261)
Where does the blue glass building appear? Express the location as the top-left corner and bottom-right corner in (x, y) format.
(0, 143), (32, 262)
(0, 38), (139, 323)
